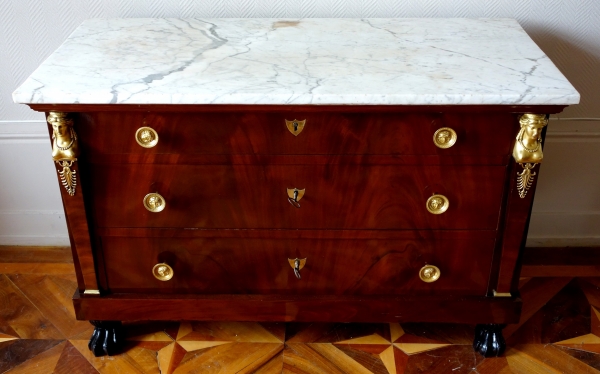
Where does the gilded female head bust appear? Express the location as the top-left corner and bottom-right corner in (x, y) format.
(48, 112), (79, 161)
(512, 113), (548, 164)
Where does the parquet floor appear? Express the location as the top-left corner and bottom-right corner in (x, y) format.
(0, 247), (599, 373)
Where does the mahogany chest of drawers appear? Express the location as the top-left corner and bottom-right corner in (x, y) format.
(13, 18), (579, 357)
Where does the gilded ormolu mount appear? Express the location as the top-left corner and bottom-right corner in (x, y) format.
(512, 113), (548, 198)
(48, 112), (79, 196)
(285, 119), (306, 136)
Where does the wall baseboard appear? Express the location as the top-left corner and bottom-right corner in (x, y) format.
(0, 236), (71, 246)
(526, 211), (600, 247)
(0, 120), (48, 143)
(526, 237), (600, 247)
(0, 120), (599, 246)
(0, 210), (69, 246)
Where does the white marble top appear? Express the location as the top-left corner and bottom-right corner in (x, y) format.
(13, 18), (579, 106)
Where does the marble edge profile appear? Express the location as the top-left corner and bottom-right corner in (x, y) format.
(13, 92), (581, 106)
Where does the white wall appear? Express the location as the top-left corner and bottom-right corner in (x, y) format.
(1, 0), (599, 246)
(528, 120), (600, 246)
(0, 121), (68, 245)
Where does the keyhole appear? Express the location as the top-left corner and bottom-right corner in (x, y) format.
(294, 259), (301, 279)
(293, 122), (298, 132)
(293, 190), (299, 201)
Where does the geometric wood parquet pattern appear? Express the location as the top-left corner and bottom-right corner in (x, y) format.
(1, 247), (600, 373)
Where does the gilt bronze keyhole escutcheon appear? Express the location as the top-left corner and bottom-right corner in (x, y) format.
(285, 119), (306, 136)
(287, 188), (305, 208)
(288, 258), (306, 279)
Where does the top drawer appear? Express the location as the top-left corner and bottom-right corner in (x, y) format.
(77, 111), (516, 157)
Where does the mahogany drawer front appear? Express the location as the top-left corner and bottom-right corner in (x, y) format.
(99, 231), (495, 295)
(89, 164), (506, 230)
(78, 111), (516, 157)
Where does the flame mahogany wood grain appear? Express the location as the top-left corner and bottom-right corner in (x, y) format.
(83, 153), (510, 166)
(73, 291), (522, 324)
(494, 178), (538, 294)
(76, 111), (516, 157)
(98, 230), (496, 295)
(92, 227), (500, 239)
(86, 164), (506, 230)
(26, 103), (567, 326)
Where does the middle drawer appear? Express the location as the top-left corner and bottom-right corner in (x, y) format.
(89, 164), (506, 230)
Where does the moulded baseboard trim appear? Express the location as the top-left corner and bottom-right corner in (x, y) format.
(3, 236), (596, 248)
(0, 133), (48, 142)
(0, 120), (48, 142)
(0, 120), (598, 246)
(1, 209), (598, 247)
(545, 132), (600, 142)
(527, 211), (600, 247)
(1, 132), (599, 144)
(0, 210), (69, 246)
(526, 237), (600, 247)
(0, 235), (71, 246)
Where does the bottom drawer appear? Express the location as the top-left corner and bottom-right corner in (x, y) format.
(99, 231), (495, 296)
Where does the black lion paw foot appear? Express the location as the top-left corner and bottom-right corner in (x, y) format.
(88, 320), (124, 357)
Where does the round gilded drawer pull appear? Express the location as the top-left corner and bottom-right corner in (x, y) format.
(152, 263), (173, 281)
(426, 194), (449, 215)
(419, 265), (441, 283)
(143, 193), (166, 213)
(433, 127), (457, 149)
(135, 126), (159, 148)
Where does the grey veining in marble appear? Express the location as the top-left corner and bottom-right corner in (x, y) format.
(13, 18), (579, 105)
